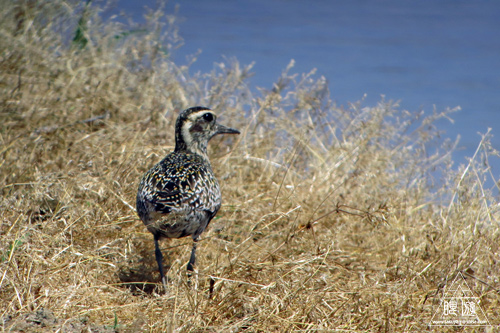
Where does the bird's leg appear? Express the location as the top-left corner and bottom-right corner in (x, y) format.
(209, 277), (215, 299)
(154, 234), (167, 287)
(186, 239), (197, 279)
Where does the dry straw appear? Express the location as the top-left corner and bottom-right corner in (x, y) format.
(1, 1), (499, 331)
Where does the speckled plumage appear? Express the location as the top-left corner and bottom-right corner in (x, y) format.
(136, 106), (239, 285)
(137, 152), (221, 239)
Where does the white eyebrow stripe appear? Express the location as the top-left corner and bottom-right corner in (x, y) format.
(188, 111), (216, 122)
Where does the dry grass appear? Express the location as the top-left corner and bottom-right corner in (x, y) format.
(1, 1), (500, 332)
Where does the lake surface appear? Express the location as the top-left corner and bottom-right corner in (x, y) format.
(113, 0), (500, 177)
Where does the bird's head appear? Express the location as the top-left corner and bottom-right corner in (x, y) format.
(174, 106), (240, 160)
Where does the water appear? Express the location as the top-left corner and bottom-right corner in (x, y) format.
(111, 0), (500, 177)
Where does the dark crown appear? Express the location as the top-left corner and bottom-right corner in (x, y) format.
(173, 106), (240, 159)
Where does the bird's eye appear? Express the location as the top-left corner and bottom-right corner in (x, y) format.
(202, 113), (214, 122)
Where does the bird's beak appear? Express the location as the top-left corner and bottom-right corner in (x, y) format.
(215, 123), (240, 135)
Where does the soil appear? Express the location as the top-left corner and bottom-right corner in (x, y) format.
(3, 308), (117, 333)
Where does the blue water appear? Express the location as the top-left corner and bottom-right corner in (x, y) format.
(112, 0), (500, 178)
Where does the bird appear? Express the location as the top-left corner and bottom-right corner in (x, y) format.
(136, 106), (240, 285)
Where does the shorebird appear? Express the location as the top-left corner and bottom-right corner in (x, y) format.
(136, 106), (239, 285)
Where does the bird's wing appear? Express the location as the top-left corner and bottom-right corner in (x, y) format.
(145, 163), (220, 216)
